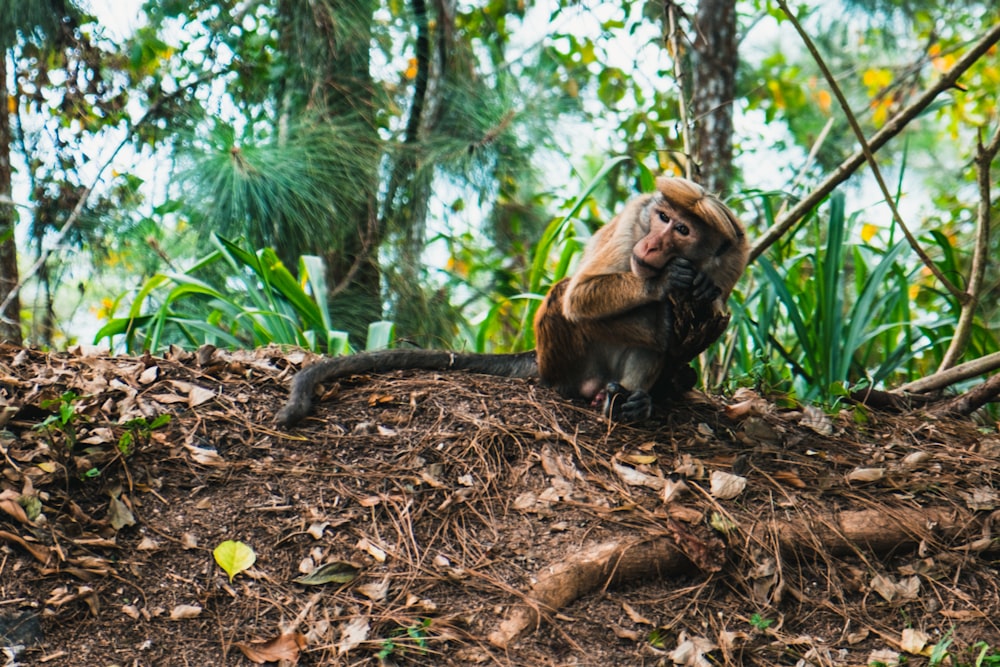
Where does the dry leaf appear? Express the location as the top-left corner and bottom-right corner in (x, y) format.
(772, 470), (806, 489)
(900, 451), (931, 468)
(613, 462), (665, 490)
(661, 478), (688, 503)
(107, 495), (136, 531)
(357, 578), (390, 602)
(867, 649), (901, 666)
(900, 627), (929, 654)
(847, 467), (885, 483)
(0, 529), (52, 563)
(184, 443), (227, 467)
(367, 393), (394, 406)
(669, 631), (717, 667)
(170, 604), (203, 620)
(138, 366), (159, 384)
(356, 538), (387, 563)
(709, 471), (746, 499)
(307, 522), (329, 539)
(0, 489), (29, 523)
(238, 632), (307, 664)
(294, 560), (360, 586)
(961, 486), (997, 511)
(621, 453), (657, 465)
(621, 601), (652, 625)
(188, 385), (215, 407)
(800, 405), (833, 435)
(337, 616), (370, 655)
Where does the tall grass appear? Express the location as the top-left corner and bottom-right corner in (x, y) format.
(728, 190), (931, 402)
(96, 235), (391, 355)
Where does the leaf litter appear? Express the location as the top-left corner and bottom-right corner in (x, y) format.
(0, 343), (998, 665)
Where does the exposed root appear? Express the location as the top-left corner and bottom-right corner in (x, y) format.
(491, 506), (981, 647)
(489, 538), (690, 648)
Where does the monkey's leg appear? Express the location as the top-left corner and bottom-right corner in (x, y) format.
(601, 347), (665, 422)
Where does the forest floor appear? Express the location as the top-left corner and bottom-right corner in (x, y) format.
(1, 344), (999, 666)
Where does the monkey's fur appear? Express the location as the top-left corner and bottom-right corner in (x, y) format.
(277, 176), (748, 425)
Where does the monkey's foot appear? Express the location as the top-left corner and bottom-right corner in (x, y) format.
(601, 382), (652, 423)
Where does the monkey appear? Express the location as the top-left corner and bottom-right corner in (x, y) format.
(276, 176), (748, 426)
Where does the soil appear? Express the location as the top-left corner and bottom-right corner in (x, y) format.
(0, 344), (998, 666)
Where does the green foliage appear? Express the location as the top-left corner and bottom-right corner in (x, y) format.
(35, 390), (84, 448)
(96, 235), (416, 356)
(117, 414), (171, 456)
(730, 191), (926, 402)
(376, 619), (431, 660)
(749, 613), (775, 631)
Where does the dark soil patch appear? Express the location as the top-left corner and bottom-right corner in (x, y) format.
(1, 344), (998, 665)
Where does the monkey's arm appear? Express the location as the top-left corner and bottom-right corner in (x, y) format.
(562, 272), (662, 321)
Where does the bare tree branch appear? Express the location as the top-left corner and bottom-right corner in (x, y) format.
(0, 72), (216, 325)
(926, 372), (1000, 417)
(750, 21), (1000, 262)
(666, 1), (692, 179)
(896, 350), (1000, 394)
(938, 123), (1000, 370)
(776, 0), (966, 301)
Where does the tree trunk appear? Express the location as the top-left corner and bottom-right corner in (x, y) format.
(0, 52), (23, 345)
(278, 0), (384, 340)
(690, 0), (737, 196)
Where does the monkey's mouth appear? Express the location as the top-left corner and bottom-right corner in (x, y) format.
(631, 254), (665, 280)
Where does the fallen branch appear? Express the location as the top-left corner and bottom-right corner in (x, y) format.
(925, 373), (1000, 418)
(896, 350), (1000, 394)
(489, 506), (979, 647)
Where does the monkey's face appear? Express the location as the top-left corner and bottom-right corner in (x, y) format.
(630, 198), (710, 280)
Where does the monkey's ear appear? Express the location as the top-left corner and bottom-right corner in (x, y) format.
(714, 240), (732, 257)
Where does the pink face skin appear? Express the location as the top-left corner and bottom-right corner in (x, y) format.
(629, 202), (696, 280)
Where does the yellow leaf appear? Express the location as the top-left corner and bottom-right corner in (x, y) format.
(908, 283), (920, 300)
(213, 540), (256, 581)
(404, 57), (418, 80)
(6, 96), (15, 114)
(767, 80), (785, 110)
(861, 223), (878, 242)
(815, 89), (832, 114)
(871, 97), (891, 127)
(862, 68), (892, 90)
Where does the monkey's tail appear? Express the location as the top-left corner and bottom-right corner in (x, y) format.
(277, 349), (538, 425)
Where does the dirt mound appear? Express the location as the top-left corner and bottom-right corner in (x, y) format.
(1, 344), (998, 665)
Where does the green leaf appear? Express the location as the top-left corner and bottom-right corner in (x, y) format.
(365, 321), (395, 351)
(213, 540), (257, 582)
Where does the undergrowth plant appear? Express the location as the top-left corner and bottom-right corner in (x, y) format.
(97, 235), (388, 355)
(727, 190), (929, 403)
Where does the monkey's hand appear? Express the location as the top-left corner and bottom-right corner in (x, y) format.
(601, 382), (652, 423)
(664, 257), (721, 304)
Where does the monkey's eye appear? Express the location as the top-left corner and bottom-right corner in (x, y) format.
(676, 223), (690, 236)
(657, 210), (670, 223)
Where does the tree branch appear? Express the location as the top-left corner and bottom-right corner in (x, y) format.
(938, 123), (1000, 370)
(665, 1), (692, 179)
(776, 0), (966, 301)
(750, 21), (1000, 262)
(896, 350), (1000, 394)
(0, 73), (215, 324)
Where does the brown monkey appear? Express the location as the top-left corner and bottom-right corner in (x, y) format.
(276, 176), (748, 426)
(533, 176), (747, 421)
